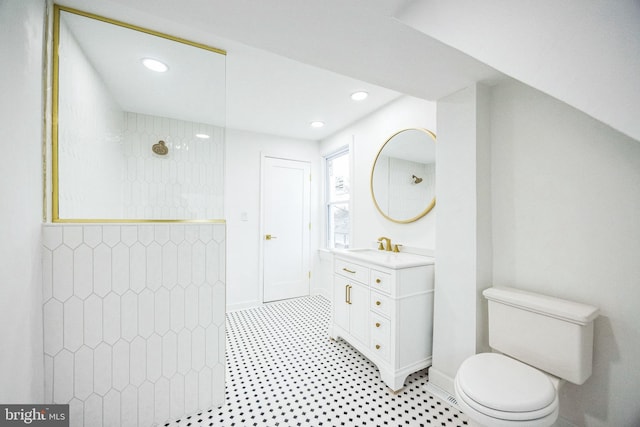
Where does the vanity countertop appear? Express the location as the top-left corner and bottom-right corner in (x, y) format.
(333, 248), (435, 269)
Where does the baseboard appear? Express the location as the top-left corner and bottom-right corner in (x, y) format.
(427, 367), (455, 394)
(311, 287), (331, 301)
(227, 299), (262, 312)
(228, 293), (329, 312)
(424, 381), (460, 411)
(424, 367), (459, 410)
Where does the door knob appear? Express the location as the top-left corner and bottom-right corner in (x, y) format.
(265, 234), (277, 240)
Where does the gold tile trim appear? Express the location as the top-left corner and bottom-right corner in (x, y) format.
(52, 218), (226, 224)
(54, 5), (226, 55)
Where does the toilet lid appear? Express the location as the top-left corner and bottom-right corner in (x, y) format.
(457, 353), (556, 413)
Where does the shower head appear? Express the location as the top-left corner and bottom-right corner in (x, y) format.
(412, 175), (423, 184)
(152, 140), (169, 156)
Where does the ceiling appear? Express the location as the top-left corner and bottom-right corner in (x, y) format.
(60, 10), (228, 127)
(54, 0), (639, 143)
(55, 0), (503, 141)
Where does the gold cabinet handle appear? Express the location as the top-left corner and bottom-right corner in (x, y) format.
(375, 344), (381, 350)
(342, 267), (356, 274)
(345, 285), (352, 305)
(375, 278), (381, 284)
(376, 300), (381, 306)
(375, 322), (381, 328)
(265, 234), (277, 240)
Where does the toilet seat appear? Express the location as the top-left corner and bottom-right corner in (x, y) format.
(455, 353), (559, 424)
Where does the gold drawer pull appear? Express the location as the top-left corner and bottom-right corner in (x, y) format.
(376, 278), (381, 284)
(375, 322), (381, 328)
(375, 344), (381, 350)
(376, 301), (381, 306)
(342, 267), (356, 274)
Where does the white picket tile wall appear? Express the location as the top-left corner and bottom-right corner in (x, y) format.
(58, 107), (224, 220)
(42, 223), (226, 427)
(121, 113), (224, 220)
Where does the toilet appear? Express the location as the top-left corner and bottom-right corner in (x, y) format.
(454, 287), (599, 427)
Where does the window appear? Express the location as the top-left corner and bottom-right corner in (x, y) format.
(325, 147), (350, 249)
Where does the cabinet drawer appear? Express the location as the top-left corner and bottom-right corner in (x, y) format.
(371, 313), (391, 361)
(371, 291), (392, 318)
(370, 269), (392, 294)
(335, 258), (369, 283)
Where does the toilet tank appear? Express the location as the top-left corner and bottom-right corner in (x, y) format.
(484, 287), (599, 385)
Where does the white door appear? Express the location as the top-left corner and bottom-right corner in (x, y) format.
(262, 156), (311, 302)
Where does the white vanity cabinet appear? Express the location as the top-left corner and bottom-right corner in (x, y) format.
(330, 250), (435, 391)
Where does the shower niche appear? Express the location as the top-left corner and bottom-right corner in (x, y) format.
(52, 6), (226, 222)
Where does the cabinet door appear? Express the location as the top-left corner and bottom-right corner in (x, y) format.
(333, 276), (350, 331)
(349, 281), (370, 346)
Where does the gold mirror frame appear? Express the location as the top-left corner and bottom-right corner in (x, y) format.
(51, 5), (226, 223)
(370, 128), (436, 224)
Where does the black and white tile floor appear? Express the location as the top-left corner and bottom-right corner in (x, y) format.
(164, 295), (469, 427)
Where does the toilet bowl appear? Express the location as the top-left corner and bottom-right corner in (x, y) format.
(454, 353), (559, 427)
(452, 287), (599, 427)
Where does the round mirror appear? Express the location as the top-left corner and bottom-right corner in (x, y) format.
(370, 128), (436, 223)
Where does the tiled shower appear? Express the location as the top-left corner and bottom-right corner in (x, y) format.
(42, 223), (226, 426)
(47, 7), (228, 426)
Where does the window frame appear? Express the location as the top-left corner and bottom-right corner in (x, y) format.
(324, 145), (352, 249)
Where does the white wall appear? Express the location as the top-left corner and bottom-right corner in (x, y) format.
(320, 96), (437, 251)
(120, 113), (224, 220)
(490, 79), (640, 427)
(0, 0), (45, 404)
(57, 17), (124, 218)
(429, 85), (492, 393)
(224, 128), (320, 309)
(430, 78), (640, 426)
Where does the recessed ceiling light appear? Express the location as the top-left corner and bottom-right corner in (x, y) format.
(351, 91), (369, 101)
(141, 58), (168, 73)
(195, 133), (210, 139)
(310, 121), (325, 128)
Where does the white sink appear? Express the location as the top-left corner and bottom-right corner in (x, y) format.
(334, 248), (434, 269)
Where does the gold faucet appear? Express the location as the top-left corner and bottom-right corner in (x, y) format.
(377, 237), (392, 251)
